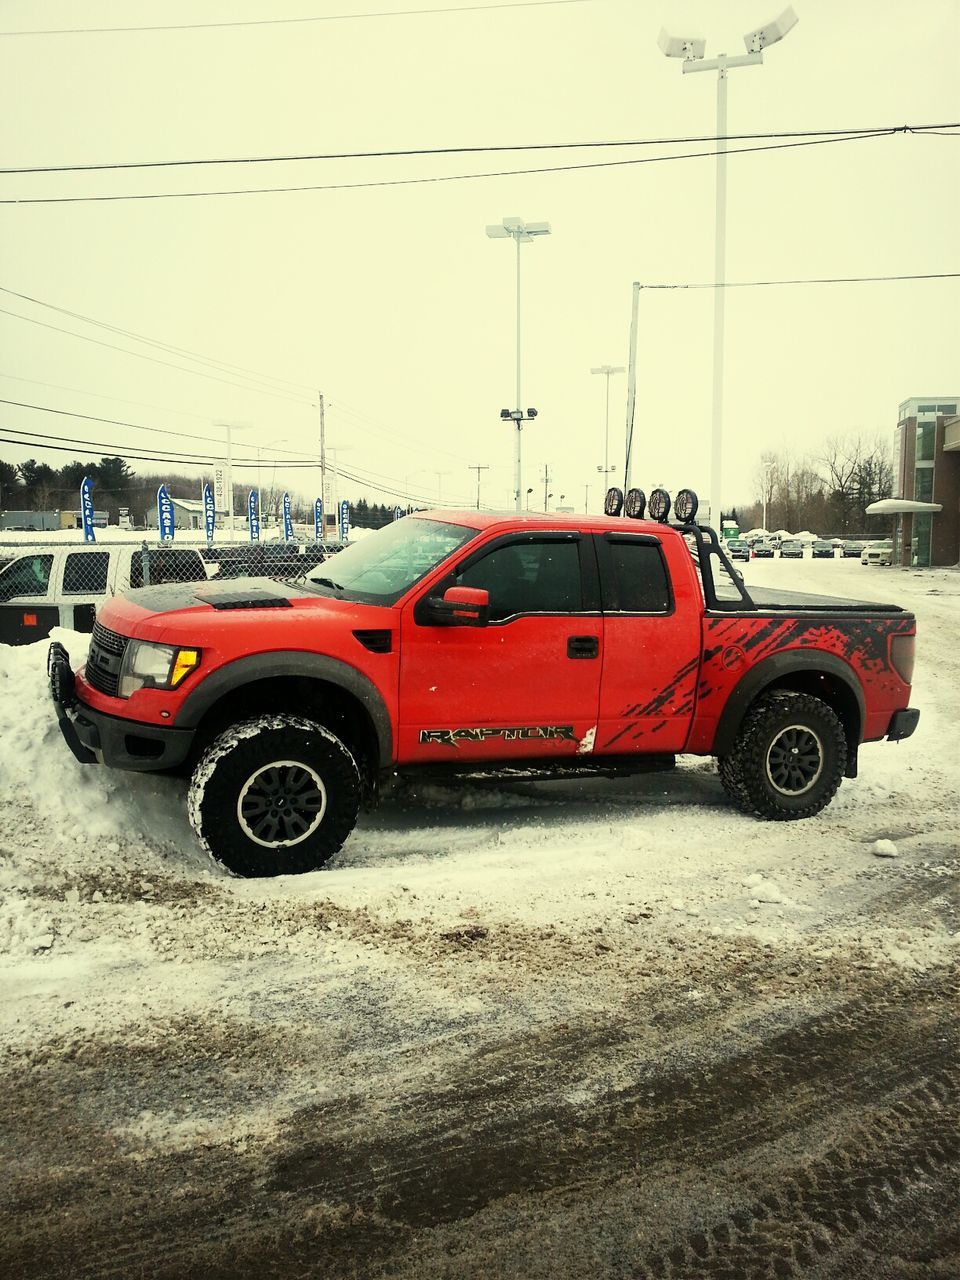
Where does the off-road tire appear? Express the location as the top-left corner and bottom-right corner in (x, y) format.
(717, 691), (847, 821)
(187, 715), (361, 877)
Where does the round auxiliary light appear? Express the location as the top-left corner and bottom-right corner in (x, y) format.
(624, 488), (646, 519)
(648, 488), (672, 522)
(674, 488), (699, 523)
(604, 486), (624, 516)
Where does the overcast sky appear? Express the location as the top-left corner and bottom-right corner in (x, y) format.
(1, 0), (957, 518)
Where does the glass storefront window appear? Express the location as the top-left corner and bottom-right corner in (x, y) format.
(914, 467), (934, 502)
(916, 422), (936, 462)
(912, 514), (932, 567)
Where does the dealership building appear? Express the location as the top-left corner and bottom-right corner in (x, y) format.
(891, 396), (959, 567)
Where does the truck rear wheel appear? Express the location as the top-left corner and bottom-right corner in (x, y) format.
(717, 692), (846, 821)
(187, 715), (361, 877)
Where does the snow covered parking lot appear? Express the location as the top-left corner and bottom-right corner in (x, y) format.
(1, 556), (957, 1279)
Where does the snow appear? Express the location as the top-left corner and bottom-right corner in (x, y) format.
(0, 555), (957, 1076)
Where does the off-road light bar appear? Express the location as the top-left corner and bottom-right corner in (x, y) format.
(604, 486), (624, 516)
(674, 488), (699, 523)
(648, 488), (672, 522)
(624, 488), (646, 519)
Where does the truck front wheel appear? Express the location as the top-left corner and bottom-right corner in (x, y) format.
(717, 692), (847, 821)
(187, 715), (361, 877)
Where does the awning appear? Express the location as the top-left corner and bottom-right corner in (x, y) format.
(865, 499), (943, 515)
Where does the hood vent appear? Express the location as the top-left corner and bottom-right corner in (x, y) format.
(353, 629), (393, 654)
(195, 588), (293, 611)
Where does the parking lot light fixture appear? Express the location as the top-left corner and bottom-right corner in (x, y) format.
(486, 216), (551, 512)
(659, 8), (798, 523)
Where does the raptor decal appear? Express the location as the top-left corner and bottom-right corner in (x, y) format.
(419, 725), (577, 749)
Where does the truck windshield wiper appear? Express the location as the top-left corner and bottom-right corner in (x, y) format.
(311, 576), (345, 592)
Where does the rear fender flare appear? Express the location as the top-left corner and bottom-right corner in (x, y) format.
(173, 651), (393, 764)
(712, 651), (865, 764)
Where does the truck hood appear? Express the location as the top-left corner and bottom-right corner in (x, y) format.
(97, 576), (397, 642)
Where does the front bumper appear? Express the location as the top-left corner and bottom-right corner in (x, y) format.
(887, 707), (920, 742)
(48, 641), (194, 771)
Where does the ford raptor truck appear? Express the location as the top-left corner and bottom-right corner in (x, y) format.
(48, 489), (920, 878)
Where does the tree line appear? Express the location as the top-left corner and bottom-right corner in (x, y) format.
(0, 456), (405, 530)
(732, 433), (895, 536)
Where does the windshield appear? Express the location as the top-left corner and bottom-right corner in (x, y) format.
(304, 517), (477, 604)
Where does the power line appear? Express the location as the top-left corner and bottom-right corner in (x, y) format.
(4, 123), (950, 175)
(0, 128), (911, 206)
(639, 271), (960, 289)
(0, 285), (317, 397)
(0, 0), (591, 38)
(0, 305), (316, 404)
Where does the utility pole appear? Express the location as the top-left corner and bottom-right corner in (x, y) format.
(318, 392), (327, 538)
(584, 483), (590, 514)
(468, 464), (490, 510)
(542, 464), (552, 512)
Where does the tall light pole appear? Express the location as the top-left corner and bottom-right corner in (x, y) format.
(433, 470), (452, 505)
(591, 365), (625, 492)
(486, 216), (551, 512)
(659, 8), (798, 525)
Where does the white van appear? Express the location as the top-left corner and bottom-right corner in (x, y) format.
(0, 543), (210, 646)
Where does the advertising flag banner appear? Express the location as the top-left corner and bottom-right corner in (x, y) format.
(80, 476), (96, 543)
(393, 505), (402, 521)
(202, 483), (216, 545)
(314, 498), (323, 541)
(248, 489), (261, 542)
(157, 485), (175, 541)
(339, 499), (350, 544)
(282, 492), (293, 542)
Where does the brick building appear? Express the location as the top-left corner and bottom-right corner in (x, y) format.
(892, 396), (959, 566)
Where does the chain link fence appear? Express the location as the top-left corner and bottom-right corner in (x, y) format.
(0, 540), (335, 643)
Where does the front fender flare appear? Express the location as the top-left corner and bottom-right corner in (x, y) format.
(173, 651), (394, 764)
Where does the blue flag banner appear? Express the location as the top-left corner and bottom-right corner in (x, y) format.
(80, 476), (96, 543)
(248, 490), (261, 542)
(282, 492), (293, 542)
(339, 499), (350, 544)
(202, 483), (215, 545)
(314, 498), (323, 541)
(157, 485), (175, 541)
(393, 505), (402, 521)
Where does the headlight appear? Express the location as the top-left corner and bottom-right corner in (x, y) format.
(118, 641), (200, 698)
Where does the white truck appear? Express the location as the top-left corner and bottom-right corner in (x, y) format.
(0, 543), (209, 646)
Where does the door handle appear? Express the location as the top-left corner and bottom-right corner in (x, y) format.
(567, 635), (599, 659)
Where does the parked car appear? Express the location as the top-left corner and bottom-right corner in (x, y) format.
(780, 540), (804, 559)
(753, 541), (776, 559)
(862, 540), (894, 567)
(841, 540), (866, 558)
(726, 539), (750, 562)
(812, 540), (835, 559)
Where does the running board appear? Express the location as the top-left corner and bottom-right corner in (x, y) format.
(395, 754), (676, 785)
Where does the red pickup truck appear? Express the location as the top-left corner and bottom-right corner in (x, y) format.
(49, 499), (919, 878)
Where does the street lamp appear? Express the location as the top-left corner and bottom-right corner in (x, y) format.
(486, 215), (551, 512)
(659, 7), (798, 524)
(591, 365), (625, 492)
(525, 487), (534, 510)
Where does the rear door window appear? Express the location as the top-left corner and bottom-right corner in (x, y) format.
(63, 551), (110, 595)
(601, 538), (672, 613)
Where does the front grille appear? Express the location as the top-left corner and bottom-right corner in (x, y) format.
(92, 622), (129, 656)
(85, 622), (130, 697)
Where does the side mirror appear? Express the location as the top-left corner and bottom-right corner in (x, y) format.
(425, 585), (490, 626)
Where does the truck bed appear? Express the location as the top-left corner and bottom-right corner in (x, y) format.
(742, 586), (907, 614)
